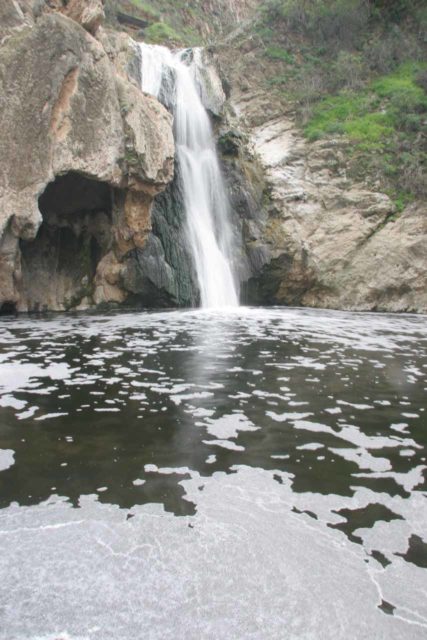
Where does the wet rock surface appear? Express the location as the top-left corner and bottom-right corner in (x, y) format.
(241, 112), (427, 312)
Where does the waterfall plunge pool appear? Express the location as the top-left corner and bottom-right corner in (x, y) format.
(0, 306), (426, 639)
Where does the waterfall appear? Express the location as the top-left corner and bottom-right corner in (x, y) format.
(138, 44), (239, 308)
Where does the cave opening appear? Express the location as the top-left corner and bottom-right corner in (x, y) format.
(0, 302), (17, 316)
(20, 172), (113, 311)
(38, 172), (112, 220)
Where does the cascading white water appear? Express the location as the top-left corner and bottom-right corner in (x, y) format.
(139, 44), (239, 308)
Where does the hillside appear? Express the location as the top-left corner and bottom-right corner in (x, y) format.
(109, 0), (426, 207)
(247, 0), (427, 207)
(104, 0), (258, 43)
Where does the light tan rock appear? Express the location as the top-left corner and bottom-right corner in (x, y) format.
(93, 252), (127, 305)
(0, 0), (33, 44)
(33, 0), (104, 34)
(0, 11), (174, 311)
(97, 27), (142, 86)
(234, 97), (427, 312)
(116, 78), (174, 191)
(114, 191), (153, 257)
(61, 0), (105, 34)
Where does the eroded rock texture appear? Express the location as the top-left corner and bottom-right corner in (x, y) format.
(0, 1), (174, 312)
(216, 48), (427, 313)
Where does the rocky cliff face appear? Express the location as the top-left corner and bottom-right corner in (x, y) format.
(1, 0), (425, 314)
(0, 0), (174, 312)
(107, 0), (259, 42)
(244, 113), (426, 312)
(194, 0), (258, 35)
(215, 40), (427, 313)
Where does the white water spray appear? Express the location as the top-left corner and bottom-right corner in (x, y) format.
(139, 44), (239, 308)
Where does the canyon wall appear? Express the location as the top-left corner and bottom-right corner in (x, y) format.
(213, 21), (427, 313)
(0, 0), (174, 312)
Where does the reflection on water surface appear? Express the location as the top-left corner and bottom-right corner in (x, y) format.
(0, 307), (426, 639)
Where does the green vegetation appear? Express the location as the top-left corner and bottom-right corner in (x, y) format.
(144, 21), (183, 44)
(265, 46), (295, 64)
(128, 0), (161, 19)
(253, 0), (426, 201)
(305, 94), (391, 147)
(105, 0), (202, 46)
(305, 63), (427, 201)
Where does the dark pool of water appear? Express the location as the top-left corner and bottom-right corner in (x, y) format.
(0, 307), (426, 639)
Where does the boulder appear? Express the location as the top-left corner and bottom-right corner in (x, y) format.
(33, 0), (105, 35)
(60, 0), (105, 34)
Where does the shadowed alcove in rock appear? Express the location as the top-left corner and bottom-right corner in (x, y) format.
(0, 301), (17, 315)
(20, 172), (114, 311)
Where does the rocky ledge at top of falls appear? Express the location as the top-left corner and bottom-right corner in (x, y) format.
(0, 0), (174, 312)
(216, 46), (427, 314)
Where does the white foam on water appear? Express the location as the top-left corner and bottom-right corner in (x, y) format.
(204, 413), (258, 439)
(0, 449), (14, 471)
(0, 468), (426, 639)
(0, 307), (426, 638)
(35, 412), (69, 421)
(203, 439), (245, 452)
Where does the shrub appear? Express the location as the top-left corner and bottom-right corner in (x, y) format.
(265, 46), (295, 64)
(129, 0), (161, 19)
(415, 69), (427, 91)
(144, 21), (182, 43)
(304, 92), (372, 138)
(368, 0), (421, 22)
(373, 64), (426, 98)
(343, 112), (394, 147)
(329, 51), (366, 91)
(263, 0), (370, 50)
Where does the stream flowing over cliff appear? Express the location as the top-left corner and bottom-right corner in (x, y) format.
(1, 0), (425, 314)
(0, 3), (426, 640)
(138, 44), (239, 308)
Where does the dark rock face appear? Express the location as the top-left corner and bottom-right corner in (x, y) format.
(219, 136), (272, 300)
(20, 173), (113, 311)
(38, 173), (112, 219)
(127, 163), (199, 308)
(150, 177), (199, 306)
(124, 238), (177, 308)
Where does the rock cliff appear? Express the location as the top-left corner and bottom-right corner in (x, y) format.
(0, 0), (174, 312)
(215, 34), (427, 313)
(1, 0), (425, 314)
